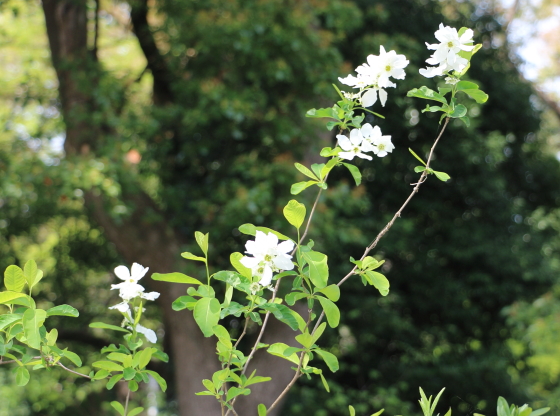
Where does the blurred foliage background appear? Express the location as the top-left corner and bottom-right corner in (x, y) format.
(1, 0), (560, 415)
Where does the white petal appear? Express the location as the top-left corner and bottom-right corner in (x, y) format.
(136, 324), (157, 343)
(360, 123), (373, 138)
(142, 292), (160, 301)
(361, 89), (378, 107)
(338, 151), (356, 161)
(240, 256), (259, 269)
(356, 153), (373, 160)
(277, 240), (294, 254)
(337, 135), (352, 151)
(130, 263), (149, 281)
(109, 302), (130, 313)
(349, 128), (363, 146)
(114, 265), (131, 281)
(379, 89), (388, 106)
(258, 266), (273, 286)
(273, 255), (294, 271)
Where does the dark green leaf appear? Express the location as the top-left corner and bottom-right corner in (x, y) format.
(46, 304), (79, 318)
(341, 163), (361, 186)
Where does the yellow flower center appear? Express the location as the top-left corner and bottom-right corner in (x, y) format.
(385, 65), (391, 72)
(378, 144), (386, 151)
(447, 41), (454, 47)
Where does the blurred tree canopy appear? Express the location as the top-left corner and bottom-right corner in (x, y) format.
(1, 0), (560, 415)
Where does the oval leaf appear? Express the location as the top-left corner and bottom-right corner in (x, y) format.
(15, 366), (30, 386)
(151, 272), (202, 285)
(314, 349), (339, 372)
(89, 322), (130, 333)
(303, 251), (329, 289)
(193, 297), (221, 337)
(22, 309), (47, 349)
(46, 305), (79, 318)
(317, 297), (340, 328)
(92, 360), (124, 372)
(4, 266), (25, 292)
(283, 200), (306, 229)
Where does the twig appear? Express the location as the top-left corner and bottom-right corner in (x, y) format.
(313, 118), (450, 333)
(124, 389), (131, 415)
(299, 184), (325, 245)
(56, 362), (92, 379)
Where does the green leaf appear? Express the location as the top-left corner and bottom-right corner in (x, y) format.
(4, 266), (25, 292)
(294, 163), (319, 180)
(306, 107), (339, 119)
(230, 252), (252, 279)
(267, 342), (300, 364)
(92, 361), (124, 372)
(319, 372), (330, 392)
(194, 231), (209, 256)
(0, 314), (22, 330)
(341, 163), (361, 186)
(415, 166), (426, 173)
(363, 271), (390, 296)
(213, 271), (252, 295)
(145, 370), (167, 392)
(46, 305), (79, 318)
(212, 325), (232, 348)
(422, 104), (444, 113)
(60, 349), (82, 367)
(89, 322), (130, 333)
(459, 116), (470, 127)
(193, 297), (221, 337)
(317, 297), (340, 328)
(0, 291), (28, 305)
(106, 374), (123, 390)
(302, 251), (329, 289)
(320, 147), (341, 157)
(238, 224), (291, 241)
(23, 260), (38, 288)
(226, 386), (251, 402)
(258, 404), (267, 416)
(259, 303), (299, 330)
(349, 405), (356, 416)
(172, 295), (197, 311)
(314, 349), (339, 372)
(123, 367), (136, 380)
(312, 322), (327, 345)
(22, 308), (47, 349)
(438, 87), (452, 96)
(295, 332), (314, 348)
(449, 104), (467, 118)
(291, 180), (319, 195)
(407, 86), (448, 104)
(460, 89), (488, 103)
(317, 284), (340, 301)
(136, 348), (153, 370)
(529, 409), (550, 416)
(180, 252), (207, 262)
(433, 171), (451, 182)
(283, 200), (306, 229)
(15, 366), (30, 386)
(110, 401), (125, 416)
(409, 148), (427, 166)
(456, 81), (479, 90)
(285, 291), (308, 306)
(151, 272), (202, 285)
(128, 407), (144, 416)
(320, 157), (339, 180)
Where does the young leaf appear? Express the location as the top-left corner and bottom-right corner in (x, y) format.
(238, 224), (291, 240)
(349, 405), (356, 416)
(106, 374), (123, 390)
(151, 272), (202, 285)
(433, 171), (451, 182)
(316, 284), (340, 302)
(181, 252), (207, 262)
(230, 252), (253, 279)
(92, 361), (124, 372)
(409, 148), (427, 166)
(294, 163), (319, 180)
(283, 200), (306, 229)
(363, 271), (390, 296)
(194, 231), (209, 256)
(314, 349), (339, 372)
(259, 303), (299, 330)
(302, 251), (329, 289)
(459, 89), (488, 103)
(317, 297), (340, 328)
(46, 305), (79, 318)
(415, 166), (426, 173)
(341, 163), (362, 186)
(449, 104), (467, 118)
(145, 370), (167, 391)
(0, 314), (22, 330)
(258, 404), (267, 416)
(23, 260), (38, 288)
(22, 309), (47, 349)
(213, 271), (252, 295)
(128, 407), (144, 416)
(15, 366), (30, 386)
(407, 87), (448, 105)
(0, 291), (28, 305)
(312, 322), (327, 345)
(267, 343), (300, 364)
(291, 180), (319, 195)
(110, 401), (125, 416)
(4, 266), (25, 293)
(90, 322), (131, 333)
(319, 372), (330, 392)
(193, 297), (221, 337)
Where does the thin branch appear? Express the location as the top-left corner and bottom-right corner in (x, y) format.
(57, 362), (92, 379)
(299, 185), (325, 245)
(267, 352), (305, 412)
(124, 389), (131, 416)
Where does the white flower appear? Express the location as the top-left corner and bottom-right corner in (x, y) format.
(337, 126), (374, 161)
(420, 24), (475, 78)
(445, 76), (459, 85)
(110, 262), (160, 302)
(112, 303), (158, 343)
(240, 231), (295, 287)
(356, 124), (394, 157)
(338, 46), (408, 107)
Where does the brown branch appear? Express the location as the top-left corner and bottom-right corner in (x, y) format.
(57, 362), (92, 379)
(129, 0), (174, 104)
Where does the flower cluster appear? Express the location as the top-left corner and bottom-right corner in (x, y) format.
(109, 262), (160, 342)
(337, 123), (394, 161)
(419, 23), (474, 78)
(339, 46), (409, 107)
(240, 231), (295, 289)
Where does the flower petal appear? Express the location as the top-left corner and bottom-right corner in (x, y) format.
(135, 324), (157, 343)
(114, 265), (131, 281)
(361, 89), (378, 107)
